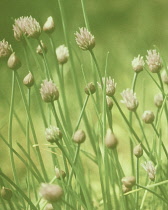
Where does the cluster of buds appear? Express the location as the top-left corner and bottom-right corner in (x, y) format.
(0, 39), (13, 59)
(45, 125), (62, 143)
(121, 89), (139, 111)
(142, 110), (155, 124)
(75, 27), (95, 51)
(36, 40), (47, 55)
(105, 128), (118, 149)
(73, 129), (86, 144)
(39, 183), (63, 202)
(141, 161), (156, 181)
(56, 45), (69, 64)
(13, 16), (41, 41)
(121, 176), (136, 193)
(40, 80), (59, 103)
(132, 55), (144, 73)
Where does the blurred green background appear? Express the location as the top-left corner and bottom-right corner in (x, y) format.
(0, 0), (168, 182)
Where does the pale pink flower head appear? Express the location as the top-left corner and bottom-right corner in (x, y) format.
(121, 89), (139, 111)
(141, 161), (156, 181)
(39, 183), (63, 202)
(146, 49), (162, 73)
(45, 125), (62, 143)
(0, 39), (13, 59)
(132, 55), (144, 73)
(40, 80), (59, 103)
(99, 77), (116, 96)
(13, 16), (41, 41)
(75, 27), (95, 51)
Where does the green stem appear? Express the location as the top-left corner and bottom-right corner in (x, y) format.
(16, 72), (48, 181)
(136, 158), (139, 210)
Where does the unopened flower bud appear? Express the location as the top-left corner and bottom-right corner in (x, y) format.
(132, 55), (144, 73)
(1, 187), (13, 201)
(40, 80), (59, 103)
(73, 129), (86, 144)
(43, 16), (55, 33)
(7, 52), (21, 70)
(84, 82), (96, 95)
(161, 70), (168, 85)
(142, 111), (155, 124)
(75, 27), (95, 51)
(146, 50), (162, 73)
(40, 183), (63, 202)
(133, 144), (143, 158)
(106, 96), (113, 110)
(45, 203), (54, 210)
(122, 184), (132, 193)
(55, 167), (66, 179)
(154, 93), (163, 108)
(36, 40), (47, 55)
(23, 72), (34, 88)
(56, 45), (69, 64)
(45, 126), (62, 143)
(121, 176), (136, 188)
(105, 129), (118, 149)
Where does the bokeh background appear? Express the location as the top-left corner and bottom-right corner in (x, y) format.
(0, 0), (168, 186)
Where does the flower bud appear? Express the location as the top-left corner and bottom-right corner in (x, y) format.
(43, 16), (55, 33)
(1, 187), (13, 201)
(40, 80), (59, 103)
(36, 40), (47, 55)
(0, 39), (13, 59)
(73, 129), (86, 144)
(142, 111), (155, 124)
(106, 96), (113, 110)
(84, 82), (96, 95)
(161, 70), (168, 85)
(105, 129), (118, 149)
(133, 144), (143, 158)
(56, 45), (69, 64)
(154, 93), (163, 108)
(40, 183), (63, 202)
(7, 52), (21, 70)
(45, 126), (62, 143)
(132, 55), (144, 73)
(121, 89), (138, 111)
(142, 161), (156, 181)
(55, 167), (66, 179)
(146, 50), (162, 73)
(23, 72), (34, 88)
(122, 184), (132, 193)
(121, 176), (136, 188)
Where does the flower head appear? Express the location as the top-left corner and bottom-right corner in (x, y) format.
(75, 27), (95, 51)
(146, 50), (162, 73)
(13, 16), (41, 41)
(23, 72), (34, 88)
(56, 45), (69, 64)
(121, 89), (139, 111)
(43, 16), (55, 33)
(39, 183), (63, 202)
(0, 39), (13, 59)
(73, 129), (86, 144)
(121, 176), (136, 188)
(84, 82), (96, 95)
(141, 161), (156, 181)
(99, 77), (116, 96)
(132, 55), (144, 73)
(161, 70), (168, 85)
(40, 80), (59, 103)
(133, 144), (143, 158)
(45, 126), (62, 143)
(7, 52), (21, 70)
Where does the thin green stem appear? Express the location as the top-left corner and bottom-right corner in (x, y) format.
(136, 158), (139, 210)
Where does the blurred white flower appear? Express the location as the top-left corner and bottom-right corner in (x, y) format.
(141, 161), (156, 181)
(0, 39), (13, 59)
(56, 45), (69, 64)
(146, 49), (162, 73)
(121, 89), (138, 111)
(132, 55), (144, 73)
